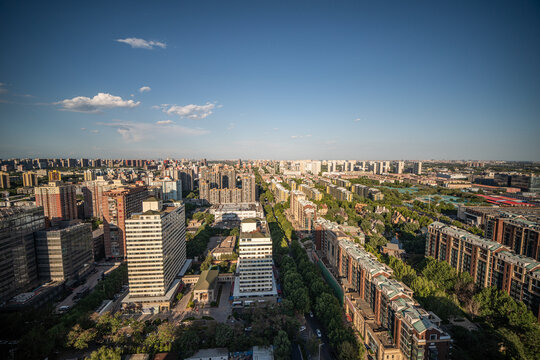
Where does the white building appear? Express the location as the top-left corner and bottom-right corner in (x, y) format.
(233, 218), (277, 299)
(123, 198), (186, 312)
(210, 202), (264, 223)
(151, 177), (182, 201)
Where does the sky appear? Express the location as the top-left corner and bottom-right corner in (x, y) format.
(0, 0), (539, 161)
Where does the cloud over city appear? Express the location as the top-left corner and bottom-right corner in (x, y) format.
(139, 86), (151, 93)
(97, 120), (208, 142)
(161, 102), (217, 120)
(56, 93), (140, 113)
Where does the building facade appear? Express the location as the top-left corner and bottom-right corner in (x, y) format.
(102, 186), (148, 259)
(233, 218), (277, 299)
(35, 182), (77, 226)
(124, 198), (186, 312)
(0, 206), (45, 303)
(427, 222), (540, 319)
(34, 222), (93, 282)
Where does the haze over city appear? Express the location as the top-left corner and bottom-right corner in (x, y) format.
(1, 0), (540, 160)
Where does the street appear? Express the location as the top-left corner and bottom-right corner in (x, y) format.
(55, 263), (118, 311)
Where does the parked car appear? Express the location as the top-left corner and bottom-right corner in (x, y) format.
(316, 329), (322, 338)
(309, 311), (314, 318)
(299, 326), (306, 332)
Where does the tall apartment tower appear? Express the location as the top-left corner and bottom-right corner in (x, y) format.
(35, 182), (77, 226)
(241, 174), (256, 203)
(23, 172), (39, 187)
(48, 170), (62, 182)
(0, 172), (10, 188)
(396, 161), (405, 174)
(413, 161), (423, 175)
(82, 180), (116, 219)
(124, 198), (186, 312)
(84, 169), (96, 181)
(102, 186), (148, 259)
(0, 206), (45, 303)
(233, 218), (277, 299)
(180, 169), (194, 192)
(35, 222), (93, 282)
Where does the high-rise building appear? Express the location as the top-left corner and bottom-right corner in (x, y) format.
(102, 186), (148, 259)
(0, 206), (45, 303)
(180, 169), (194, 192)
(124, 198), (186, 312)
(48, 170), (62, 182)
(34, 222), (93, 282)
(413, 161), (423, 175)
(35, 182), (77, 226)
(396, 161), (405, 174)
(241, 174), (257, 203)
(83, 169), (96, 181)
(233, 218), (277, 298)
(152, 178), (182, 201)
(0, 171), (10, 188)
(82, 180), (116, 219)
(23, 172), (39, 187)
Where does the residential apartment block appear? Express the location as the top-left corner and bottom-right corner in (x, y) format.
(320, 234), (451, 360)
(102, 186), (148, 259)
(290, 190), (317, 232)
(22, 172), (39, 187)
(35, 182), (77, 226)
(427, 222), (540, 319)
(270, 180), (290, 203)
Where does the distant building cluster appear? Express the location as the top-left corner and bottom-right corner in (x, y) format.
(199, 165), (257, 204)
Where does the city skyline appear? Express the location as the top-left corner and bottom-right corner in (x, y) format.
(1, 0), (540, 161)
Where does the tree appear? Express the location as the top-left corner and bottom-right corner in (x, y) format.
(215, 323), (233, 347)
(338, 341), (362, 360)
(273, 330), (291, 360)
(86, 346), (122, 360)
(200, 253), (213, 271)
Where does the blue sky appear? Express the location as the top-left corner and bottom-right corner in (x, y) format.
(0, 0), (539, 160)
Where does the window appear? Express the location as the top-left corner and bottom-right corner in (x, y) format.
(430, 334), (437, 340)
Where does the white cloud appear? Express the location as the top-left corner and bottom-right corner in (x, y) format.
(291, 134), (312, 139)
(81, 127), (87, 131)
(139, 86), (151, 93)
(354, 118), (362, 122)
(91, 129), (99, 133)
(0, 83), (7, 94)
(97, 120), (208, 142)
(156, 119), (174, 125)
(116, 38), (166, 49)
(162, 102), (216, 120)
(56, 93), (140, 113)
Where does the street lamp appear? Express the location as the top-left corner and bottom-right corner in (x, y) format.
(319, 342), (324, 360)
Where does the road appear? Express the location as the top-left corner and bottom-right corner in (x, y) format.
(304, 313), (333, 360)
(55, 263), (117, 311)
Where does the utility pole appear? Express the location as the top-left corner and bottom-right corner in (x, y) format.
(319, 342), (324, 360)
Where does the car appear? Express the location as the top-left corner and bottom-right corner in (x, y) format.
(58, 305), (70, 313)
(309, 311), (314, 318)
(299, 326), (306, 332)
(316, 329), (322, 338)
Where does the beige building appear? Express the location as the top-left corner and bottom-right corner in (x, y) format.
(124, 198), (186, 312)
(193, 269), (219, 303)
(22, 172), (39, 187)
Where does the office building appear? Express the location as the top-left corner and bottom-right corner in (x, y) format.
(210, 202), (264, 223)
(233, 218), (277, 299)
(427, 222), (540, 319)
(22, 172), (39, 187)
(124, 198), (186, 312)
(0, 206), (45, 303)
(0, 171), (10, 188)
(35, 182), (77, 226)
(102, 186), (148, 259)
(34, 222), (93, 282)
